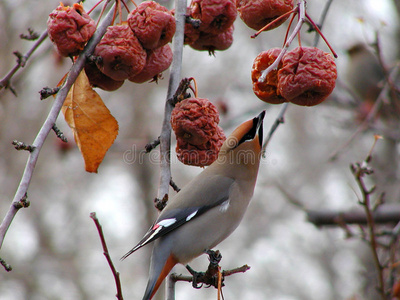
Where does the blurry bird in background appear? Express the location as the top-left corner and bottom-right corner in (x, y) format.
(345, 43), (385, 121)
(345, 42), (400, 124)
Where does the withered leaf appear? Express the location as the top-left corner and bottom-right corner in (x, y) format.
(62, 70), (119, 173)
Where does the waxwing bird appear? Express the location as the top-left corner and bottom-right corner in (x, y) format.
(122, 111), (266, 300)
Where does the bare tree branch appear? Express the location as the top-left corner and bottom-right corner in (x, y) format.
(0, 30), (48, 95)
(167, 249), (250, 299)
(312, 0), (334, 46)
(158, 0), (186, 297)
(90, 212), (124, 300)
(351, 157), (386, 299)
(0, 3), (115, 250)
(307, 204), (400, 226)
(156, 0), (186, 202)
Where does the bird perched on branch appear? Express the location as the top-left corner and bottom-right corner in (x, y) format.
(122, 111), (266, 300)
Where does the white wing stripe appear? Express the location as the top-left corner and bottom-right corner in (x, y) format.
(158, 218), (177, 227)
(219, 199), (230, 212)
(186, 210), (198, 221)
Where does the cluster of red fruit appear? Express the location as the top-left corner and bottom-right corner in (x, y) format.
(171, 97), (225, 167)
(234, 0), (337, 106)
(252, 46), (337, 106)
(47, 1), (175, 91)
(180, 0), (237, 54)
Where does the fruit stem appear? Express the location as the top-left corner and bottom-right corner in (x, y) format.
(305, 12), (337, 58)
(188, 77), (198, 98)
(259, 0), (306, 83)
(95, 0), (112, 27)
(87, 0), (105, 15)
(297, 12), (302, 47)
(112, 2), (118, 25)
(251, 7), (298, 39)
(117, 0), (123, 24)
(120, 0), (130, 13)
(282, 10), (297, 46)
(129, 0), (138, 8)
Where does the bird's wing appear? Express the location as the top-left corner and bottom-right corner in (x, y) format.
(121, 175), (234, 260)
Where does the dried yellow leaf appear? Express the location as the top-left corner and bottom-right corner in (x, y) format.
(62, 70), (119, 173)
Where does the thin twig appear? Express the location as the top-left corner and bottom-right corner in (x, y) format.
(170, 178), (181, 192)
(166, 272), (177, 300)
(145, 136), (160, 153)
(0, 257), (12, 272)
(0, 3), (115, 250)
(52, 124), (68, 143)
(354, 168), (386, 299)
(156, 0), (186, 201)
(12, 140), (35, 152)
(373, 32), (400, 106)
(20, 28), (40, 40)
(388, 221), (400, 290)
(90, 212), (124, 300)
(170, 263), (250, 285)
(161, 0), (187, 297)
(312, 0), (334, 47)
(39, 86), (61, 100)
(221, 264), (251, 276)
(0, 30), (48, 94)
(261, 102), (288, 156)
(350, 139), (386, 299)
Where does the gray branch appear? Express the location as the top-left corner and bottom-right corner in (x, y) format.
(0, 4), (115, 250)
(307, 204), (400, 226)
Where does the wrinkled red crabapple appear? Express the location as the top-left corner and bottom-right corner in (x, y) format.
(93, 23), (147, 81)
(128, 1), (176, 50)
(236, 0), (294, 31)
(176, 126), (225, 167)
(190, 0), (237, 34)
(189, 25), (234, 54)
(129, 44), (173, 83)
(47, 2), (96, 57)
(171, 97), (220, 146)
(278, 46), (337, 106)
(84, 61), (125, 91)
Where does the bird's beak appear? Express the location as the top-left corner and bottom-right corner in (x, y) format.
(255, 110), (265, 147)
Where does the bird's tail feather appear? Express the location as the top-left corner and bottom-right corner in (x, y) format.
(142, 254), (178, 300)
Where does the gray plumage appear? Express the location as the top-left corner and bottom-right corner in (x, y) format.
(123, 111), (265, 300)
